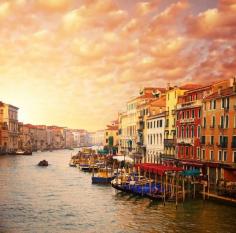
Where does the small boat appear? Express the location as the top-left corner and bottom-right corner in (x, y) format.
(92, 168), (115, 184)
(15, 150), (25, 155)
(79, 164), (90, 172)
(38, 160), (48, 167)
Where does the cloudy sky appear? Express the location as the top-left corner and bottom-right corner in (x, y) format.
(0, 0), (235, 130)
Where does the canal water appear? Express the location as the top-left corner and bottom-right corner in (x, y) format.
(0, 150), (236, 233)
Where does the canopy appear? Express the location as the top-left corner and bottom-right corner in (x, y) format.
(113, 155), (133, 163)
(135, 163), (183, 176)
(181, 169), (200, 177)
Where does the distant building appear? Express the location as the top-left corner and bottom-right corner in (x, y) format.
(0, 102), (19, 152)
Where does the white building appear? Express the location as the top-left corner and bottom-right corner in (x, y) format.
(146, 112), (165, 163)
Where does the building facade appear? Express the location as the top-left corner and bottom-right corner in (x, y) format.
(201, 79), (236, 187)
(146, 112), (165, 163)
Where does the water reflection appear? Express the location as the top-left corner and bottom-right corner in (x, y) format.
(0, 150), (236, 233)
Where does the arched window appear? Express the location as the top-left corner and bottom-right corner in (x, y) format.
(186, 126), (189, 138)
(191, 125), (194, 137)
(157, 134), (159, 145)
(181, 126), (184, 138)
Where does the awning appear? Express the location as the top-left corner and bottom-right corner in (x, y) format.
(113, 155), (134, 163)
(135, 163), (183, 176)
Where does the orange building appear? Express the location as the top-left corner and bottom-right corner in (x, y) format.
(201, 78), (236, 188)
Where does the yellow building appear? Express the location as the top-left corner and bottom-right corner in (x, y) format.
(104, 120), (119, 154)
(1, 102), (19, 152)
(118, 87), (166, 163)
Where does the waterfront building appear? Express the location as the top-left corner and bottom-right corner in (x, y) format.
(146, 111), (165, 163)
(176, 84), (211, 165)
(0, 102), (9, 153)
(47, 126), (65, 149)
(163, 84), (200, 160)
(0, 102), (19, 152)
(118, 88), (165, 163)
(201, 78), (236, 187)
(64, 128), (74, 149)
(104, 120), (119, 154)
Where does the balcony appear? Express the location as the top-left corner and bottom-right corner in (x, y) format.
(176, 138), (194, 145)
(179, 118), (194, 124)
(164, 139), (175, 147)
(232, 142), (236, 149)
(176, 99), (202, 110)
(217, 143), (228, 149)
(209, 125), (215, 129)
(206, 143), (214, 147)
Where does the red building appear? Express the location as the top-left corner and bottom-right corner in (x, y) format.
(176, 84), (212, 166)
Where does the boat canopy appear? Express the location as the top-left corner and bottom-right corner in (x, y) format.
(113, 155), (133, 163)
(181, 169), (200, 177)
(135, 163), (183, 175)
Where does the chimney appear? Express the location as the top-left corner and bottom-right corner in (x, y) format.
(167, 82), (170, 90)
(233, 76), (236, 93)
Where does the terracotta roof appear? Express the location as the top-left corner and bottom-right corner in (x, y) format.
(149, 97), (166, 107)
(106, 125), (118, 130)
(204, 86), (236, 101)
(179, 83), (204, 90)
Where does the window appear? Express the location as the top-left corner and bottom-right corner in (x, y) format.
(203, 117), (206, 128)
(223, 151), (227, 161)
(201, 136), (205, 144)
(187, 111), (189, 119)
(225, 115), (229, 128)
(156, 134), (159, 144)
(219, 136), (228, 148)
(153, 134), (156, 144)
(197, 147), (200, 159)
(211, 116), (215, 128)
(186, 126), (189, 138)
(210, 136), (214, 145)
(181, 126), (184, 138)
(220, 115), (224, 128)
(183, 112), (185, 119)
(150, 122), (152, 128)
(192, 110), (194, 118)
(191, 125), (194, 137)
(213, 100), (216, 109)
(160, 120), (162, 127)
(210, 151), (214, 161)
(233, 151), (236, 163)
(222, 97), (229, 109)
(198, 126), (201, 138)
(154, 121), (156, 128)
(157, 120), (159, 128)
(186, 147), (189, 157)
(150, 135), (152, 144)
(232, 136), (236, 148)
(165, 119), (169, 127)
(147, 122), (149, 129)
(198, 109), (201, 118)
(218, 151), (222, 161)
(202, 149), (205, 160)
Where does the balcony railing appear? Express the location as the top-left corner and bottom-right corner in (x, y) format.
(232, 142), (236, 149)
(176, 99), (202, 110)
(176, 138), (194, 145)
(217, 143), (228, 148)
(164, 139), (175, 147)
(179, 118), (194, 124)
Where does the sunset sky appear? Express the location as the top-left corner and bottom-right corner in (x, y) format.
(0, 0), (235, 130)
